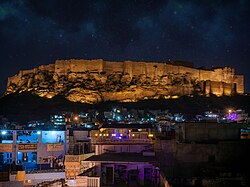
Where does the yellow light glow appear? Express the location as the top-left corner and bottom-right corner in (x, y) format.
(148, 134), (154, 137)
(132, 134), (135, 137)
(95, 134), (98, 136)
(99, 134), (102, 136)
(172, 95), (179, 99)
(100, 128), (106, 132)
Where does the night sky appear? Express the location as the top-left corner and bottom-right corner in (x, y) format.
(0, 0), (250, 95)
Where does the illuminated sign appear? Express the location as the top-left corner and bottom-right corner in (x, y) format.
(0, 144), (12, 152)
(18, 144), (37, 150)
(42, 131), (65, 143)
(47, 144), (64, 151)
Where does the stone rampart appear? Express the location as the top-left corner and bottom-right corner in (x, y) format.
(103, 61), (124, 74)
(38, 64), (55, 72)
(7, 74), (20, 86)
(6, 59), (244, 102)
(233, 75), (244, 94)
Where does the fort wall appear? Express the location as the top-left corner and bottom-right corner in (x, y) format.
(20, 69), (36, 76)
(67, 59), (103, 73)
(178, 66), (199, 77)
(38, 64), (55, 72)
(6, 59), (244, 97)
(233, 75), (244, 94)
(55, 60), (71, 75)
(103, 61), (124, 74)
(7, 74), (20, 86)
(132, 61), (147, 76)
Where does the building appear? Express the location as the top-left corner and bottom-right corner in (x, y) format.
(0, 129), (67, 171)
(155, 122), (250, 187)
(81, 123), (160, 186)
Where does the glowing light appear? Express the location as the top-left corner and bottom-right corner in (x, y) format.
(132, 134), (135, 137)
(120, 133), (123, 136)
(172, 95), (179, 99)
(1, 131), (7, 135)
(95, 134), (98, 136)
(100, 128), (106, 132)
(227, 113), (237, 121)
(148, 134), (154, 138)
(74, 116), (78, 121)
(46, 95), (53, 99)
(99, 134), (102, 136)
(228, 109), (232, 113)
(37, 131), (41, 135)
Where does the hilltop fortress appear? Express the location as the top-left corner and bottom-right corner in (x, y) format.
(6, 59), (244, 103)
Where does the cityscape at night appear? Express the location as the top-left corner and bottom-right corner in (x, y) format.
(0, 0), (250, 187)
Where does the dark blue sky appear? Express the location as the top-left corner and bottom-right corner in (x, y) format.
(0, 0), (250, 95)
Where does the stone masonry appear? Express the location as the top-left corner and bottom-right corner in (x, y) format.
(6, 59), (244, 103)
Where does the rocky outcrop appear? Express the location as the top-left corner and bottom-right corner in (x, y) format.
(6, 59), (244, 103)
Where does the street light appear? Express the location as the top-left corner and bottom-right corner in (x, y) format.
(1, 131), (7, 135)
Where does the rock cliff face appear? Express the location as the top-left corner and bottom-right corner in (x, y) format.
(6, 59), (244, 103)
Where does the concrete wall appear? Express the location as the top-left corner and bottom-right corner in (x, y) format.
(37, 143), (65, 164)
(154, 139), (250, 177)
(10, 172), (65, 184)
(100, 162), (154, 185)
(95, 144), (153, 155)
(73, 131), (89, 141)
(176, 122), (245, 143)
(173, 141), (250, 164)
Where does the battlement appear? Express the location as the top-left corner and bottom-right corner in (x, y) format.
(52, 59), (237, 82)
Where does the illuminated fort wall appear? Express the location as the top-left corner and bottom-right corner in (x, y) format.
(7, 59), (244, 96)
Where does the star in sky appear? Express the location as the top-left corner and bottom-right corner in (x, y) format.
(0, 0), (250, 94)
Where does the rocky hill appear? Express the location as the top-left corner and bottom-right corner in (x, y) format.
(5, 59), (244, 103)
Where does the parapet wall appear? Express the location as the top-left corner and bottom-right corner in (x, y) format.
(53, 59), (238, 82)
